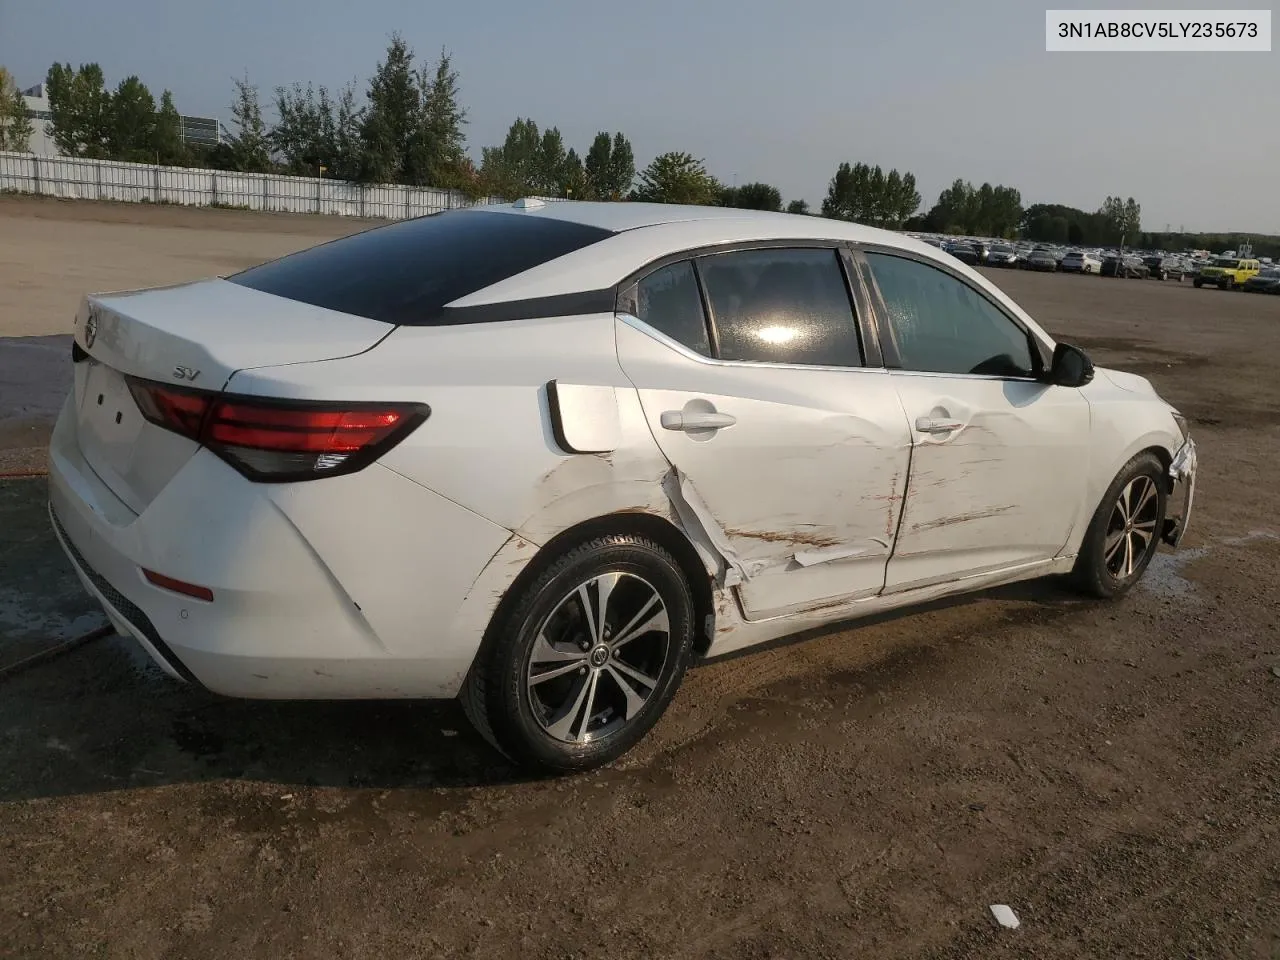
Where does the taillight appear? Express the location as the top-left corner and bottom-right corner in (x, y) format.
(125, 378), (429, 482)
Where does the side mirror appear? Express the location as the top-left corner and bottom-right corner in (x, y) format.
(1047, 342), (1094, 387)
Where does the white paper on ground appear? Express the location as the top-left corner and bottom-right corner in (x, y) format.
(989, 904), (1020, 929)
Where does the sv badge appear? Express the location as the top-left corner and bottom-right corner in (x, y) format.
(173, 365), (201, 382)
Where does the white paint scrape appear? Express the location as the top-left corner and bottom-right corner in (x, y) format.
(989, 904), (1020, 929)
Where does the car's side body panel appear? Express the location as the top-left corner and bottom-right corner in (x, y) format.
(615, 317), (913, 620)
(883, 373), (1091, 592)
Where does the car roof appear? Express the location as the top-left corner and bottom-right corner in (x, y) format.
(467, 198), (919, 247)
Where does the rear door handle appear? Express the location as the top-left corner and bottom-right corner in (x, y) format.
(915, 417), (963, 434)
(661, 411), (737, 432)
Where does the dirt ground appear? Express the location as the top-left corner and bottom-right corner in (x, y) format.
(1, 197), (1279, 959)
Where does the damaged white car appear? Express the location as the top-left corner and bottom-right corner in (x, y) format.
(48, 200), (1197, 772)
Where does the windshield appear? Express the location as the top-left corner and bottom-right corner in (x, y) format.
(1212, 258), (1240, 268)
(991, 245), (1013, 254)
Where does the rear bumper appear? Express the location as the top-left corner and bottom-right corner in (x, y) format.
(1162, 436), (1197, 547)
(47, 399), (512, 699)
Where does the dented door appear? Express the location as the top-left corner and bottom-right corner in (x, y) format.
(615, 319), (912, 619)
(884, 375), (1089, 592)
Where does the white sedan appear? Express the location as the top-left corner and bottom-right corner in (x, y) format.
(49, 200), (1197, 772)
(1061, 251), (1103, 274)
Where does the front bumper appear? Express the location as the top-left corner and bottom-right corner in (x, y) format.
(1162, 436), (1197, 547)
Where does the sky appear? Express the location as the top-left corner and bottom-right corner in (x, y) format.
(2, 0), (1277, 233)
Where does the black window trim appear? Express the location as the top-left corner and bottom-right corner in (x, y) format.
(852, 243), (1054, 380)
(615, 238), (877, 372)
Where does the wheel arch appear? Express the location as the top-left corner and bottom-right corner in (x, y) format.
(503, 510), (719, 657)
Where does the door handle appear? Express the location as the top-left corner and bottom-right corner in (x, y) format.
(661, 410), (737, 432)
(915, 417), (963, 434)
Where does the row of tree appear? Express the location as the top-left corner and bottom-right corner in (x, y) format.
(6, 44), (1275, 256)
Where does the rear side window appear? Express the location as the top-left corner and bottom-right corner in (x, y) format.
(697, 247), (862, 367)
(228, 211), (613, 325)
(635, 261), (711, 356)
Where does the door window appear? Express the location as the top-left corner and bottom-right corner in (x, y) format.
(634, 260), (711, 356)
(865, 253), (1036, 378)
(697, 248), (862, 367)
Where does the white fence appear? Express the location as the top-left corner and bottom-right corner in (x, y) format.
(0, 151), (502, 219)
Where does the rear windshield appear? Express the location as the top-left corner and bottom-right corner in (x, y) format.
(228, 210), (613, 325)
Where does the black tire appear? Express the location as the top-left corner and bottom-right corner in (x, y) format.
(461, 533), (697, 773)
(1073, 452), (1168, 599)
(1193, 279), (1202, 288)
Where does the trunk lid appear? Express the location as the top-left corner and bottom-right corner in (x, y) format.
(71, 279), (393, 513)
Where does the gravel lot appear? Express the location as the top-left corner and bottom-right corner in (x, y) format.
(1, 196), (1278, 959)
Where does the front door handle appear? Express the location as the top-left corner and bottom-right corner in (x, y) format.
(915, 417), (963, 434)
(661, 410), (737, 432)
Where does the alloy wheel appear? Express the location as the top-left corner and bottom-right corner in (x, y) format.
(1104, 475), (1160, 579)
(526, 572), (671, 744)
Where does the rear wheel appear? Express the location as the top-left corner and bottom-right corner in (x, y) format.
(1193, 279), (1203, 288)
(462, 534), (697, 773)
(1073, 453), (1167, 599)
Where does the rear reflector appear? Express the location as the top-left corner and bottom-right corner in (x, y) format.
(125, 378), (429, 482)
(143, 569), (215, 602)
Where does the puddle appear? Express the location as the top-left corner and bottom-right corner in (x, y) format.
(1141, 530), (1278, 600)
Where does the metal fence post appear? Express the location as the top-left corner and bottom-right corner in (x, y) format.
(154, 164), (161, 204)
(32, 156), (42, 196)
(94, 161), (102, 201)
(263, 176), (269, 211)
(404, 188), (410, 221)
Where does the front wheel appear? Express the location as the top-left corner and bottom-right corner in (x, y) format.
(1073, 452), (1167, 599)
(462, 533), (697, 773)
(1193, 279), (1203, 288)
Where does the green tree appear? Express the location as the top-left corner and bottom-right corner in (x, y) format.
(583, 131), (634, 200)
(728, 181), (782, 211)
(786, 199), (810, 215)
(152, 90), (186, 165)
(535, 126), (568, 195)
(107, 75), (156, 161)
(822, 162), (872, 222)
(1099, 195), (1142, 246)
(480, 117), (541, 198)
(329, 82), (365, 182)
(560, 147), (586, 198)
(229, 74), (270, 172)
(0, 66), (33, 151)
(272, 82), (334, 175)
(924, 178), (1021, 236)
(410, 50), (467, 188)
(894, 172), (922, 226)
(359, 33), (420, 183)
(631, 152), (720, 205)
(45, 62), (112, 157)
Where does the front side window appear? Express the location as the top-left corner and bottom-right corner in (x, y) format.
(697, 247), (862, 367)
(634, 261), (711, 356)
(864, 252), (1036, 378)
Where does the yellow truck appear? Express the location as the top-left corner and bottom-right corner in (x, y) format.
(1195, 257), (1261, 289)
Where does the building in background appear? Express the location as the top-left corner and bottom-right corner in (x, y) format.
(20, 82), (233, 157)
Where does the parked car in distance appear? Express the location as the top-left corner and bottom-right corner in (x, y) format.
(1144, 256), (1186, 281)
(1241, 268), (1280, 293)
(1024, 248), (1059, 272)
(987, 244), (1019, 267)
(1101, 255), (1150, 279)
(946, 242), (981, 266)
(1061, 251), (1102, 274)
(1195, 256), (1262, 289)
(47, 200), (1199, 773)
